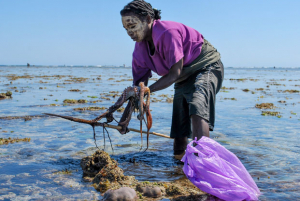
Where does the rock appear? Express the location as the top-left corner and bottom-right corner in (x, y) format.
(80, 150), (114, 177)
(81, 150), (206, 200)
(102, 187), (137, 201)
(97, 179), (111, 193)
(136, 185), (162, 198)
(93, 162), (124, 184)
(81, 150), (138, 193)
(166, 184), (185, 196)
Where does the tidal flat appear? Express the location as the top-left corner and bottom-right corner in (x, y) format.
(0, 66), (299, 200)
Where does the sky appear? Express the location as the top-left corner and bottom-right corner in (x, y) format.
(1, 0), (299, 67)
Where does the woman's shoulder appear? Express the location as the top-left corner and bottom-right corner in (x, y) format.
(152, 20), (184, 36)
(153, 20), (185, 29)
(152, 20), (199, 41)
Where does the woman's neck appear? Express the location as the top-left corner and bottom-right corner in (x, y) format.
(145, 21), (155, 55)
(144, 20), (153, 42)
(148, 40), (155, 56)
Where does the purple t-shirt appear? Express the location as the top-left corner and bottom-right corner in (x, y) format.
(132, 20), (204, 85)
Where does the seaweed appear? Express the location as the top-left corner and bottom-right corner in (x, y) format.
(81, 150), (206, 199)
(261, 111), (281, 118)
(255, 103), (275, 109)
(0, 137), (31, 145)
(73, 107), (107, 111)
(63, 99), (88, 104)
(0, 91), (12, 99)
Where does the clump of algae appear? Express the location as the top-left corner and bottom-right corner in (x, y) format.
(255, 103), (275, 109)
(63, 99), (87, 104)
(261, 111), (282, 118)
(0, 91), (13, 99)
(0, 137), (31, 145)
(73, 107), (107, 111)
(80, 150), (206, 200)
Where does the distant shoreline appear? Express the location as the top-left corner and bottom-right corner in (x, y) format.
(0, 65), (132, 68)
(0, 65), (299, 69)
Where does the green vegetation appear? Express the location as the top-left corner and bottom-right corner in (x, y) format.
(0, 137), (31, 145)
(261, 111), (282, 118)
(255, 103), (275, 109)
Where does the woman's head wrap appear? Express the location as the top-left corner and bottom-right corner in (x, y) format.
(120, 0), (161, 20)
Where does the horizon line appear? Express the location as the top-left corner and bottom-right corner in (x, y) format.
(0, 65), (299, 69)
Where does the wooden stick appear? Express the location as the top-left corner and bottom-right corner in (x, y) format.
(44, 113), (171, 139)
(101, 123), (171, 139)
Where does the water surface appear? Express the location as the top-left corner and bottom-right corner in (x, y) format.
(0, 66), (299, 200)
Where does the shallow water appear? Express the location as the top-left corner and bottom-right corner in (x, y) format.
(0, 66), (299, 200)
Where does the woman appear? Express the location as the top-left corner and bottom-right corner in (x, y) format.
(120, 0), (224, 159)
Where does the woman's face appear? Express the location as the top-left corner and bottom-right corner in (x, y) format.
(122, 15), (149, 42)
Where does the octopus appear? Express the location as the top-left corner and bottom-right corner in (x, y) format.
(45, 82), (152, 151)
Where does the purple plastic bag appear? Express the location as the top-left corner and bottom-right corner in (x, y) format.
(181, 137), (260, 201)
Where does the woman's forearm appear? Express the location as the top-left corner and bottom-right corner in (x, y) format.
(149, 59), (183, 93)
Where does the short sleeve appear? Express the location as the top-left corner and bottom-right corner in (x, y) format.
(158, 29), (184, 68)
(132, 58), (152, 86)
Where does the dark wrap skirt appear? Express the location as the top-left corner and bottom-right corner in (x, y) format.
(170, 39), (224, 138)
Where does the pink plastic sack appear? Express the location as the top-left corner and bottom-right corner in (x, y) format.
(181, 137), (260, 201)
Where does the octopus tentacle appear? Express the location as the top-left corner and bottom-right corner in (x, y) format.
(117, 98), (135, 134)
(93, 86), (138, 122)
(139, 82), (145, 150)
(46, 83), (152, 152)
(143, 87), (152, 151)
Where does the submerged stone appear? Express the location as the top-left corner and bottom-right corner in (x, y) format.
(136, 185), (162, 198)
(102, 187), (137, 201)
(92, 162), (125, 184)
(80, 150), (113, 177)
